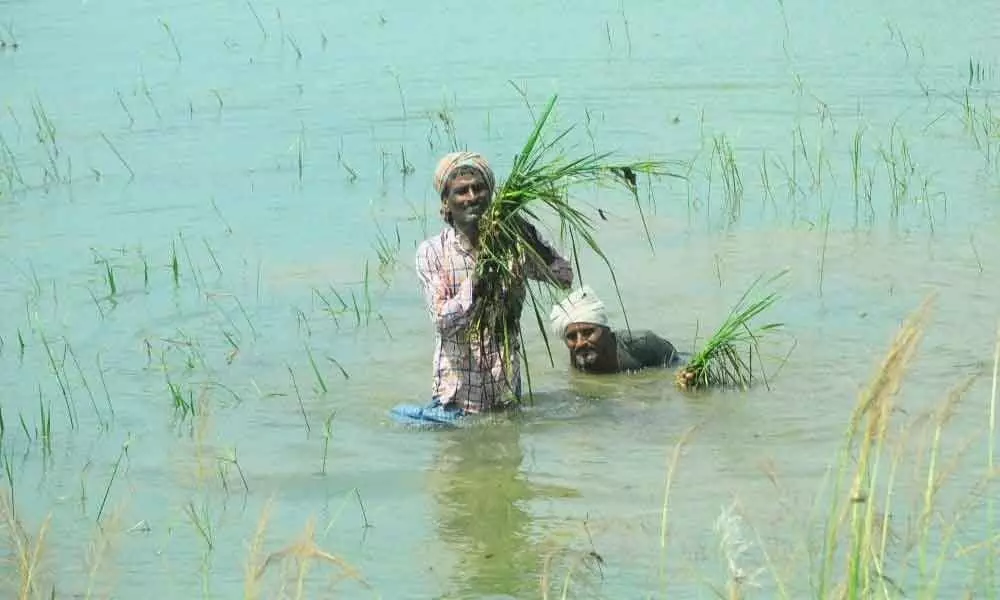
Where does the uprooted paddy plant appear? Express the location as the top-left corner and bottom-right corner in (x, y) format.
(675, 272), (786, 392)
(467, 93), (684, 403)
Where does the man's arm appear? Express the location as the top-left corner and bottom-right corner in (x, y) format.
(415, 240), (476, 334)
(520, 223), (574, 289)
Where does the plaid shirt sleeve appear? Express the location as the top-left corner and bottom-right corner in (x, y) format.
(415, 237), (476, 334)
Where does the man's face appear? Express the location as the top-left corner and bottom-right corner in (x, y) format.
(443, 168), (491, 233)
(564, 322), (610, 370)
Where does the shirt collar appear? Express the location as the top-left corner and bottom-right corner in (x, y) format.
(444, 226), (476, 254)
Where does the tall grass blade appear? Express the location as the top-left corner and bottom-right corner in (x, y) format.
(96, 439), (129, 524)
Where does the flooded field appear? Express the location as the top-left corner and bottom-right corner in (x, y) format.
(2, 1), (999, 598)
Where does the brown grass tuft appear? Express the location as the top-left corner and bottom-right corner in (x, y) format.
(1, 489), (53, 600)
(244, 508), (369, 600)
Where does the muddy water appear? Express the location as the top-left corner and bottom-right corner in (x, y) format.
(2, 0), (999, 598)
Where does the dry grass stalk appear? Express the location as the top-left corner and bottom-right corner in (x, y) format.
(247, 515), (369, 599)
(243, 499), (274, 600)
(84, 505), (126, 600)
(815, 294), (934, 599)
(1, 490), (53, 600)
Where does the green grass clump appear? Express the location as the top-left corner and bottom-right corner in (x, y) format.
(675, 272), (785, 391)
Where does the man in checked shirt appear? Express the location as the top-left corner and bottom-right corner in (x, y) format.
(391, 152), (574, 425)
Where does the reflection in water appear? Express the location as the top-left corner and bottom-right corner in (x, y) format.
(429, 423), (559, 599)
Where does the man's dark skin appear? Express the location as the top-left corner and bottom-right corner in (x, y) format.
(443, 167), (491, 245)
(564, 322), (619, 373)
(563, 321), (679, 374)
(442, 166), (561, 289)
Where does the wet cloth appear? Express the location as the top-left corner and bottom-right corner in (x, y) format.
(614, 329), (679, 371)
(412, 226), (573, 414)
(390, 398), (466, 428)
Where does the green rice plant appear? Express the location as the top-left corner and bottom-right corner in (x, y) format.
(968, 57), (998, 85)
(326, 356), (349, 380)
(19, 413), (30, 442)
(102, 258), (117, 297)
(287, 365), (311, 436)
(818, 207), (831, 296)
(217, 448), (250, 494)
(30, 97), (65, 187)
(0, 133), (25, 191)
(387, 68), (408, 121)
(159, 18), (182, 62)
(354, 488), (372, 529)
(3, 450), (14, 502)
(210, 197), (233, 234)
(878, 123), (916, 222)
(320, 410), (336, 476)
(168, 379), (195, 418)
(372, 220), (401, 278)
(436, 103), (461, 152)
(139, 74), (162, 122)
(337, 140), (358, 183)
(40, 333), (77, 430)
(170, 240), (180, 287)
(304, 344), (327, 394)
(313, 285), (348, 327)
(293, 306), (312, 338)
(178, 232), (204, 293)
(96, 437), (130, 524)
(96, 352), (115, 421)
(851, 123), (866, 228)
(246, 0), (268, 38)
(202, 238), (223, 277)
(711, 133), (743, 224)
(65, 341), (104, 428)
(185, 500), (215, 551)
(759, 150), (777, 217)
(294, 123), (306, 183)
(38, 394), (52, 458)
(115, 88), (135, 129)
(139, 250), (150, 289)
(675, 272), (786, 391)
(467, 93), (677, 403)
(399, 145), (415, 176)
(222, 330), (240, 364)
(100, 132), (134, 180)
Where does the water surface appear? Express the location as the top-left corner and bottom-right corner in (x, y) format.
(2, 1), (999, 597)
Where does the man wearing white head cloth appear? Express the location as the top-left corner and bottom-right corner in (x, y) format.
(549, 285), (678, 373)
(392, 151), (574, 426)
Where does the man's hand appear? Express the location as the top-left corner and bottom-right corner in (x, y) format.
(520, 221), (556, 265)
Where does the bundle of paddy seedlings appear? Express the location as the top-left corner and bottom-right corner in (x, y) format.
(467, 93), (676, 402)
(675, 273), (785, 391)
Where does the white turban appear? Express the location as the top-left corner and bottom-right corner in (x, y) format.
(549, 285), (609, 337)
